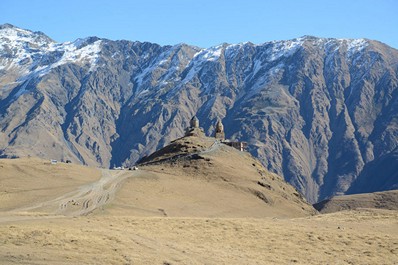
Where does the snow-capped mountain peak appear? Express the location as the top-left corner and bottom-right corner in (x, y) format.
(0, 24), (102, 77)
(0, 23), (53, 48)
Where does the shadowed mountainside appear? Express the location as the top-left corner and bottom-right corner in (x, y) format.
(1, 24), (398, 202)
(347, 147), (398, 194)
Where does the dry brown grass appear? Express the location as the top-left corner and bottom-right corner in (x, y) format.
(0, 209), (397, 264)
(0, 157), (101, 211)
(1, 154), (397, 264)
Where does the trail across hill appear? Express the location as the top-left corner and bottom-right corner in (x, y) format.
(10, 169), (140, 217)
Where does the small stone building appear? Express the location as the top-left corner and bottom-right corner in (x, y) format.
(185, 116), (205, 137)
(214, 120), (225, 140)
(213, 119), (247, 152)
(190, 116), (199, 128)
(184, 116), (247, 152)
(223, 141), (248, 152)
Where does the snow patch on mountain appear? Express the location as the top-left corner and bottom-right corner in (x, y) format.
(47, 39), (102, 72)
(193, 44), (223, 62)
(12, 81), (29, 99)
(345, 39), (368, 57)
(268, 38), (304, 61)
(252, 59), (264, 76)
(0, 25), (51, 48)
(0, 25), (102, 78)
(248, 63), (284, 93)
(0, 27), (48, 71)
(180, 45), (227, 84)
(134, 45), (179, 90)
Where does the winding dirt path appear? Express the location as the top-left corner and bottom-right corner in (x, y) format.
(9, 169), (137, 217)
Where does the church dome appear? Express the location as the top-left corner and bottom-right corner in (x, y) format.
(216, 120), (224, 132)
(190, 116), (199, 128)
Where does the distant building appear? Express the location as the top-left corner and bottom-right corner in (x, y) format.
(185, 116), (205, 137)
(214, 119), (225, 141)
(213, 119), (247, 152)
(190, 116), (199, 128)
(184, 116), (247, 152)
(223, 141), (247, 152)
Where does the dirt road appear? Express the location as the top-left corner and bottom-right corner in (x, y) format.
(9, 169), (140, 217)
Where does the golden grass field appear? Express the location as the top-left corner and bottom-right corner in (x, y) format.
(1, 144), (397, 264)
(0, 210), (397, 264)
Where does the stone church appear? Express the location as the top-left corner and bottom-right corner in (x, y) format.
(185, 116), (247, 151)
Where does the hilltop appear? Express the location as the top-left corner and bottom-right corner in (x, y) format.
(108, 134), (316, 217)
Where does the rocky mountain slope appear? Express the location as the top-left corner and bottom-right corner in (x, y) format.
(347, 147), (398, 194)
(1, 24), (398, 202)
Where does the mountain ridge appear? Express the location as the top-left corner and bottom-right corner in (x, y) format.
(1, 24), (398, 203)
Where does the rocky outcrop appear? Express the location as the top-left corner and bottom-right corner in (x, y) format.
(1, 24), (398, 202)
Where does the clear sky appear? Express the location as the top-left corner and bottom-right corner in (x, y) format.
(1, 0), (397, 49)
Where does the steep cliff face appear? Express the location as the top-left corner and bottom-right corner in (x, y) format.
(1, 24), (398, 202)
(347, 147), (398, 194)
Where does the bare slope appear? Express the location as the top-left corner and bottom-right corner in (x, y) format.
(0, 136), (315, 218)
(113, 135), (316, 218)
(314, 190), (398, 213)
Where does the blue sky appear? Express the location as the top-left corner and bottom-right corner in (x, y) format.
(1, 0), (397, 49)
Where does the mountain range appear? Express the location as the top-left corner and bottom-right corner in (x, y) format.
(1, 23), (398, 203)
